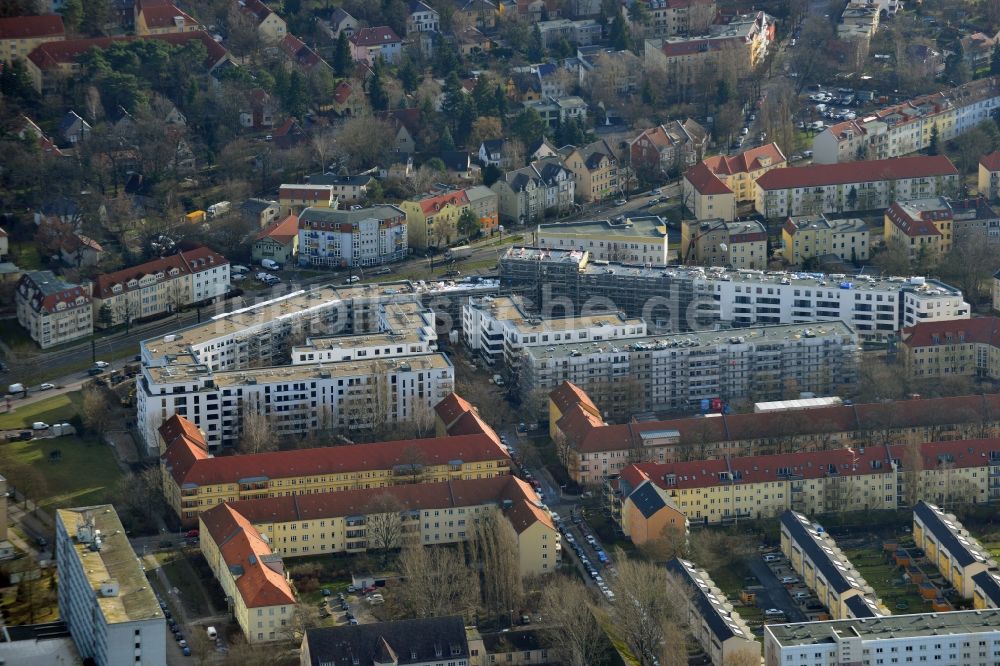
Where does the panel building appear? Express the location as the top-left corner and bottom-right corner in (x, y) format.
(55, 505), (166, 666)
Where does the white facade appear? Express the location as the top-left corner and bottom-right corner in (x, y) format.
(297, 205), (408, 268)
(56, 506), (166, 666)
(15, 270), (92, 349)
(537, 217), (670, 266)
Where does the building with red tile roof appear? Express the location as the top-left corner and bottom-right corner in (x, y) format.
(628, 119), (710, 178)
(979, 151), (1000, 200)
(701, 142), (786, 203)
(135, 0), (203, 36)
(754, 156), (960, 218)
(682, 161), (737, 221)
(91, 245), (229, 328)
(646, 11), (774, 81)
(252, 214), (298, 266)
(279, 33), (329, 71)
(0, 14), (64, 65)
(235, 0), (287, 43)
(349, 26), (402, 65)
(901, 316), (1000, 381)
(434, 392), (476, 431)
(15, 270), (92, 348)
(160, 410), (511, 527)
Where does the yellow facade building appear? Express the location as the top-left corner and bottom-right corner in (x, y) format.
(399, 188), (470, 249)
(560, 139), (620, 203)
(901, 316), (1000, 381)
(781, 214), (870, 265)
(913, 501), (995, 600)
(0, 14), (64, 66)
(884, 198), (954, 262)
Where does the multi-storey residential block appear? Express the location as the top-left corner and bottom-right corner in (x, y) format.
(913, 501), (996, 599)
(553, 381), (1000, 485)
(520, 322), (859, 419)
(629, 119), (710, 177)
(297, 205), (407, 268)
(680, 219), (768, 269)
(951, 197), (1000, 242)
(642, 0), (717, 38)
(682, 161), (738, 221)
(56, 506), (166, 666)
(615, 465), (688, 544)
(536, 18), (601, 47)
(0, 14), (64, 65)
(701, 143), (787, 203)
(812, 78), (1000, 164)
(305, 173), (376, 205)
(16, 270), (92, 348)
(782, 215), (870, 265)
(764, 609), (1000, 666)
(537, 216), (670, 266)
(349, 26), (402, 65)
(666, 558), (760, 666)
(755, 156), (961, 218)
(979, 151), (1000, 200)
(302, 618), (472, 666)
(162, 400), (510, 525)
(500, 247), (969, 340)
(644, 11), (774, 86)
(520, 95), (588, 129)
(884, 197), (954, 261)
(400, 186), (498, 249)
(781, 511), (887, 620)
(492, 159), (575, 224)
(91, 246), (230, 327)
(462, 295), (646, 367)
(560, 139), (619, 203)
(900, 316), (1000, 380)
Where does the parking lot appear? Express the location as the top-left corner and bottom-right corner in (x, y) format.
(748, 551), (811, 625)
(557, 511), (617, 604)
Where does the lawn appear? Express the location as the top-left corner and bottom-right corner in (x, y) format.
(843, 547), (928, 613)
(154, 550), (219, 618)
(0, 391), (83, 430)
(0, 435), (122, 511)
(0, 320), (34, 348)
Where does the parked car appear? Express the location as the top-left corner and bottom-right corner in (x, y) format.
(780, 576), (799, 585)
(261, 259), (281, 271)
(344, 275), (360, 284)
(38, 383), (55, 391)
(94, 361), (110, 368)
(763, 554), (781, 563)
(372, 267), (392, 275)
(765, 608), (785, 617)
(185, 529), (199, 538)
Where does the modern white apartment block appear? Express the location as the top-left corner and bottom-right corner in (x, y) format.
(297, 205), (408, 268)
(519, 322), (860, 413)
(56, 505), (166, 666)
(462, 295), (647, 366)
(811, 77), (1000, 164)
(764, 609), (1000, 666)
(15, 270), (92, 348)
(536, 216), (670, 266)
(754, 156), (960, 218)
(91, 245), (230, 327)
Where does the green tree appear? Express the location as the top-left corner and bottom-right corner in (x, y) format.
(284, 70), (308, 117)
(81, 0), (109, 36)
(333, 31), (352, 76)
(528, 24), (544, 61)
(440, 71), (465, 120)
(993, 42), (1000, 76)
(945, 40), (971, 85)
(96, 302), (113, 329)
(433, 33), (460, 77)
(426, 157), (446, 171)
(472, 75), (494, 116)
(458, 208), (482, 239)
(609, 11), (629, 50)
(441, 127), (456, 151)
(511, 108), (546, 147)
(928, 124), (940, 156)
(60, 0), (83, 32)
(398, 58), (421, 93)
(494, 84), (508, 117)
(367, 63), (389, 111)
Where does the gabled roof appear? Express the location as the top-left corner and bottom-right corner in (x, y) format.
(684, 161), (733, 195)
(27, 31), (228, 72)
(703, 142), (786, 176)
(901, 316), (1000, 349)
(0, 14), (64, 40)
(913, 501), (992, 569)
(17, 270), (89, 314)
(237, 0), (274, 24)
(254, 214), (298, 244)
(93, 246), (228, 299)
(280, 33), (325, 68)
(981, 151), (1000, 172)
(158, 414), (207, 452)
(755, 156), (959, 190)
(137, 0), (201, 30)
(972, 570), (1000, 607)
(413, 189), (470, 215)
(434, 393), (475, 429)
(549, 381), (598, 415)
(626, 481), (666, 519)
(302, 617), (468, 666)
(350, 25), (401, 47)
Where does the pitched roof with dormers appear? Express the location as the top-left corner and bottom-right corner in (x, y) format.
(703, 142), (786, 176)
(350, 25), (401, 47)
(684, 161), (733, 195)
(137, 0), (201, 30)
(755, 156), (959, 190)
(93, 246), (227, 299)
(17, 270), (90, 314)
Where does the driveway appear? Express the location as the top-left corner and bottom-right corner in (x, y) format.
(747, 557), (807, 623)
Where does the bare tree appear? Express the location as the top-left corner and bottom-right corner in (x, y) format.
(901, 439), (925, 508)
(365, 494), (405, 566)
(609, 550), (687, 665)
(470, 510), (523, 624)
(638, 523), (689, 562)
(82, 385), (113, 435)
(335, 116), (397, 172)
(113, 465), (165, 532)
(239, 397), (277, 454)
(499, 139), (526, 171)
(397, 543), (479, 619)
(538, 577), (611, 666)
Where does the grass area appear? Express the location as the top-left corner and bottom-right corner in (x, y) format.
(0, 391), (83, 430)
(843, 547), (927, 613)
(0, 321), (34, 348)
(0, 566), (58, 625)
(0, 435), (121, 511)
(156, 551), (215, 618)
(11, 243), (42, 270)
(701, 557), (753, 599)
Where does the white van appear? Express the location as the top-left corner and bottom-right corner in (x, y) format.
(261, 259), (281, 270)
(231, 265), (249, 275)
(206, 626), (218, 639)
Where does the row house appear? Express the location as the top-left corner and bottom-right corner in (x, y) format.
(15, 270), (92, 348)
(812, 77), (1000, 164)
(913, 501), (996, 600)
(297, 205), (408, 268)
(628, 118), (710, 177)
(979, 151), (1000, 200)
(491, 159), (576, 224)
(754, 155), (961, 218)
(91, 245), (230, 328)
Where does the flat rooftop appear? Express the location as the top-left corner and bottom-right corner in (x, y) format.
(293, 328), (428, 353)
(525, 321), (856, 361)
(538, 216), (668, 239)
(767, 609), (1000, 647)
(470, 295), (643, 333)
(56, 505), (161, 625)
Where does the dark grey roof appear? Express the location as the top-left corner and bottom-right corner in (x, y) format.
(5, 621), (71, 642)
(780, 511), (857, 594)
(306, 173), (374, 187)
(440, 151), (472, 171)
(628, 481), (666, 519)
(482, 138), (505, 153)
(534, 161), (568, 182)
(972, 571), (1000, 606)
(913, 501), (986, 568)
(666, 558), (754, 644)
(299, 205), (404, 225)
(480, 629), (546, 654)
(331, 7), (354, 25)
(844, 595), (880, 619)
(241, 198), (277, 215)
(302, 616), (469, 666)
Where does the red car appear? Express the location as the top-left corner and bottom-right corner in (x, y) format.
(185, 529), (199, 538)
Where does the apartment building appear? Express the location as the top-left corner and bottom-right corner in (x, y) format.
(557, 382), (1000, 484)
(161, 406), (510, 526)
(91, 246), (230, 327)
(764, 609), (1000, 666)
(499, 246), (970, 340)
(666, 558), (760, 666)
(900, 316), (1000, 380)
(781, 511), (887, 620)
(701, 143), (787, 203)
(135, 0), (202, 36)
(349, 26), (402, 65)
(616, 466), (687, 544)
(682, 161), (738, 221)
(56, 506), (166, 666)
(297, 205), (408, 268)
(304, 619), (473, 666)
(644, 11), (774, 86)
(754, 156), (961, 218)
(560, 139), (619, 203)
(400, 186), (498, 249)
(492, 159), (576, 224)
(537, 216), (670, 266)
(278, 184), (337, 212)
(16, 270), (92, 348)
(913, 501), (996, 599)
(0, 14), (64, 65)
(979, 151), (1000, 200)
(305, 173), (375, 205)
(680, 219), (768, 269)
(629, 119), (710, 177)
(520, 322), (860, 420)
(202, 475), (556, 581)
(642, 0), (717, 38)
(782, 215), (870, 265)
(951, 197), (1000, 242)
(462, 295), (647, 367)
(884, 197), (954, 261)
(536, 18), (601, 47)
(812, 77), (1000, 164)
(606, 437), (1000, 527)
(520, 96), (588, 129)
